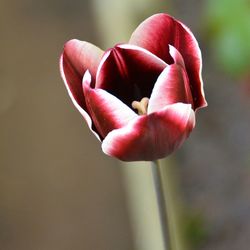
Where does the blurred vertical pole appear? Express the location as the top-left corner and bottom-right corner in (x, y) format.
(92, 0), (170, 48)
(91, 1), (186, 250)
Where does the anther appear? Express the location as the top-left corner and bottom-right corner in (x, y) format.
(132, 97), (149, 115)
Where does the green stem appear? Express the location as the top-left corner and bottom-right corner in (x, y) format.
(154, 158), (188, 250)
(151, 160), (171, 250)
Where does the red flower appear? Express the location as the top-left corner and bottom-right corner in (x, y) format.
(60, 13), (207, 161)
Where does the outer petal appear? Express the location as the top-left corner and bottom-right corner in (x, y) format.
(102, 103), (195, 161)
(95, 44), (167, 107)
(60, 39), (103, 109)
(129, 13), (207, 110)
(83, 72), (137, 139)
(148, 64), (193, 113)
(62, 70), (101, 140)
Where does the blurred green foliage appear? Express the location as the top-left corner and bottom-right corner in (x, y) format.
(183, 211), (208, 249)
(205, 0), (250, 77)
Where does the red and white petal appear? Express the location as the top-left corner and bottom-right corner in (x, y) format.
(62, 39), (103, 81)
(60, 39), (103, 109)
(83, 73), (137, 139)
(129, 13), (207, 110)
(63, 71), (101, 140)
(95, 44), (167, 107)
(102, 103), (195, 161)
(148, 64), (193, 113)
(96, 44), (167, 87)
(169, 45), (185, 67)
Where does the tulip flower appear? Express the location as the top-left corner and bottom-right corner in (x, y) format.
(60, 13), (207, 161)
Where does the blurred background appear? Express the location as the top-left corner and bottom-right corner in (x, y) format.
(0, 0), (250, 249)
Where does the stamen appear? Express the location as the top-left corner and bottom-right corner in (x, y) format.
(132, 97), (149, 115)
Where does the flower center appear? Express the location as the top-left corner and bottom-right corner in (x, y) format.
(132, 97), (149, 115)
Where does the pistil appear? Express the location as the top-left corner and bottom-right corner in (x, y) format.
(132, 97), (149, 115)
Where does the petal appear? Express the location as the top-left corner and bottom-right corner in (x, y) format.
(102, 103), (195, 161)
(95, 44), (167, 107)
(60, 39), (103, 109)
(63, 70), (101, 140)
(83, 73), (137, 139)
(169, 45), (185, 67)
(148, 64), (193, 113)
(129, 13), (207, 110)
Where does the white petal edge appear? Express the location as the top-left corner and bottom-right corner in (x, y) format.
(117, 43), (168, 66)
(169, 45), (185, 68)
(178, 22), (207, 108)
(60, 56), (101, 141)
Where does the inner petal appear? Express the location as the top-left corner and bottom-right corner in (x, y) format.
(95, 44), (167, 108)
